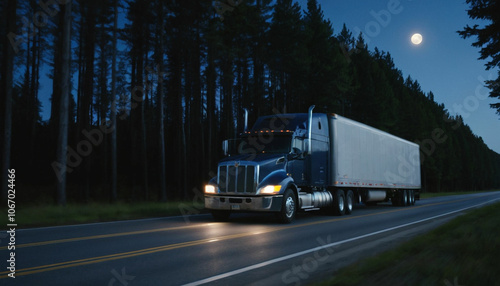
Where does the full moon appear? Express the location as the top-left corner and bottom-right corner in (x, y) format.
(411, 33), (423, 45)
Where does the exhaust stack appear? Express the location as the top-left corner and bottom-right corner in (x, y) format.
(308, 105), (315, 154)
(243, 108), (249, 132)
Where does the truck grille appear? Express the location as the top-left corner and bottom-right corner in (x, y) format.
(218, 164), (256, 193)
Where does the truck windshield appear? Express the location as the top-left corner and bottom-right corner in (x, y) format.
(226, 135), (292, 155)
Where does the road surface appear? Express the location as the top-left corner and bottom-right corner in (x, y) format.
(1, 192), (499, 285)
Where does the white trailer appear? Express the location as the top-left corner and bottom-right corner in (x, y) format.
(328, 114), (421, 205)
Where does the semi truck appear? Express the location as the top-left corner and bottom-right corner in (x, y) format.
(204, 106), (421, 223)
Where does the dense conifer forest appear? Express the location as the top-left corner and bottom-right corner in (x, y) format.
(1, 0), (499, 205)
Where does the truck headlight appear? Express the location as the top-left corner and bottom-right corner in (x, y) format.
(260, 185), (281, 194)
(205, 185), (216, 194)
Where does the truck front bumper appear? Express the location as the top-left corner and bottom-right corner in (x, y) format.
(205, 195), (283, 212)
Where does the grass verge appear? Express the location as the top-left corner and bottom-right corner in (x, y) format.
(316, 201), (500, 286)
(0, 201), (206, 228)
(419, 191), (480, 199)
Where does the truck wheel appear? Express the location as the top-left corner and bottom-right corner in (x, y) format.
(402, 190), (408, 206)
(211, 210), (231, 222)
(345, 190), (354, 215)
(392, 190), (399, 206)
(278, 189), (296, 224)
(333, 190), (345, 216)
(410, 190), (415, 205)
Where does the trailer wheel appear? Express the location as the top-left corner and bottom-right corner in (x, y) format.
(392, 191), (399, 206)
(211, 210), (231, 222)
(410, 190), (415, 205)
(402, 190), (408, 206)
(393, 190), (406, 207)
(333, 190), (345, 216)
(345, 190), (354, 215)
(278, 189), (297, 224)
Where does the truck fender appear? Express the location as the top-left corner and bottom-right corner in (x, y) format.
(208, 176), (217, 185)
(258, 170), (295, 195)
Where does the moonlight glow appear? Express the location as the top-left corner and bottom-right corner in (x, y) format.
(411, 33), (423, 45)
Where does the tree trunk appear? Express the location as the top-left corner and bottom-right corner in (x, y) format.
(29, 26), (40, 162)
(80, 1), (97, 202)
(110, 0), (118, 203)
(156, 0), (167, 202)
(1, 0), (16, 204)
(55, 0), (72, 206)
(98, 20), (108, 195)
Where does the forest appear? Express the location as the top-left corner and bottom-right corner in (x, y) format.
(1, 0), (500, 205)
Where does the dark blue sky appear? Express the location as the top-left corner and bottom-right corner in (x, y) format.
(36, 0), (499, 153)
(298, 0), (500, 153)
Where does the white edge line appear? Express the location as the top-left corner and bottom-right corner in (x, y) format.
(183, 198), (500, 286)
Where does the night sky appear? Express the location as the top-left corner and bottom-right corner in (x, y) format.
(298, 0), (500, 154)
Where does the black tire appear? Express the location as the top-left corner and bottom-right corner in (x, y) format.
(211, 210), (231, 222)
(410, 190), (415, 205)
(333, 190), (345, 216)
(402, 190), (408, 207)
(278, 189), (297, 224)
(391, 190), (399, 206)
(345, 190), (354, 215)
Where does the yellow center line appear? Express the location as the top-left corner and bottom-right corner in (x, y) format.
(0, 223), (215, 250)
(0, 231), (255, 278)
(0, 194), (492, 279)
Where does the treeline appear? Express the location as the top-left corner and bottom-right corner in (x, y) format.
(1, 0), (499, 205)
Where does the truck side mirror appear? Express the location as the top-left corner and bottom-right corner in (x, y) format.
(288, 147), (303, 160)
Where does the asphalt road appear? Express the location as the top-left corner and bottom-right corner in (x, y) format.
(1, 191), (500, 286)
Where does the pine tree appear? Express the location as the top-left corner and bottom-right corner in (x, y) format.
(268, 0), (307, 112)
(459, 0), (500, 116)
(303, 0), (350, 112)
(124, 0), (154, 200)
